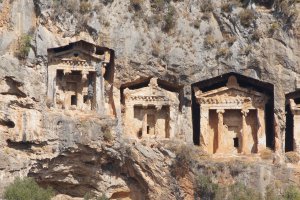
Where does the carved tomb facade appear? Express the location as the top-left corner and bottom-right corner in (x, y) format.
(194, 76), (269, 154)
(287, 98), (300, 153)
(123, 78), (180, 139)
(47, 40), (112, 113)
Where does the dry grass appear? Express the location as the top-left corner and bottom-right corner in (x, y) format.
(239, 9), (256, 27)
(216, 47), (232, 59)
(224, 34), (237, 46)
(204, 34), (217, 49)
(260, 148), (273, 160)
(268, 22), (281, 36)
(285, 151), (300, 164)
(162, 5), (176, 32)
(200, 0), (213, 13)
(251, 29), (262, 41)
(80, 1), (92, 14)
(171, 144), (209, 177)
(102, 126), (113, 142)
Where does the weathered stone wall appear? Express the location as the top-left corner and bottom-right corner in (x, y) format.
(0, 0), (299, 198)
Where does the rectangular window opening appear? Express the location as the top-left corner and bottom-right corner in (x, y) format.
(83, 95), (88, 103)
(57, 70), (64, 80)
(71, 95), (77, 106)
(233, 137), (239, 148)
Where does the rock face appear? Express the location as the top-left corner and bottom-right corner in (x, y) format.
(0, 0), (300, 199)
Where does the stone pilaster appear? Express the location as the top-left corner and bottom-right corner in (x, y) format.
(241, 109), (249, 154)
(216, 109), (225, 153)
(257, 107), (266, 153)
(199, 106), (209, 152)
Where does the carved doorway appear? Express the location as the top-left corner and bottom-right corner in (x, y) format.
(223, 110), (242, 154)
(147, 114), (156, 135)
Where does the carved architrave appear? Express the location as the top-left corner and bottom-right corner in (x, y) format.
(194, 81), (268, 109)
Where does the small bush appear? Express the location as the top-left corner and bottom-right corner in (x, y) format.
(130, 0), (144, 11)
(4, 177), (54, 200)
(16, 34), (31, 59)
(227, 183), (261, 200)
(200, 0), (213, 13)
(221, 2), (232, 13)
(265, 184), (281, 200)
(80, 1), (92, 14)
(102, 127), (113, 142)
(239, 9), (256, 27)
(204, 34), (216, 49)
(243, 45), (252, 55)
(193, 19), (201, 29)
(224, 34), (237, 46)
(84, 192), (108, 200)
(216, 47), (232, 59)
(285, 151), (300, 164)
(150, 0), (167, 12)
(171, 145), (196, 177)
(201, 12), (211, 21)
(252, 29), (262, 41)
(268, 22), (281, 36)
(274, 0), (299, 25)
(284, 185), (300, 200)
(195, 175), (225, 200)
(162, 5), (176, 32)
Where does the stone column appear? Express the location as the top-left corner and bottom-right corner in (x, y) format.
(199, 106), (209, 152)
(257, 107), (266, 153)
(241, 109), (249, 154)
(125, 102), (134, 137)
(142, 111), (148, 137)
(216, 109), (225, 153)
(292, 110), (300, 153)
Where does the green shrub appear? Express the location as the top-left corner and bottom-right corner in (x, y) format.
(283, 185), (300, 200)
(227, 183), (261, 200)
(84, 192), (108, 200)
(196, 175), (222, 200)
(171, 145), (195, 177)
(265, 184), (281, 200)
(16, 34), (31, 59)
(102, 127), (113, 142)
(4, 177), (54, 200)
(239, 9), (256, 27)
(162, 5), (176, 32)
(268, 22), (281, 36)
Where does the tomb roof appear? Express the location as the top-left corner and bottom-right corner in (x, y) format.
(47, 40), (114, 61)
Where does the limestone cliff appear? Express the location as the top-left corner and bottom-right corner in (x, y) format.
(0, 0), (300, 199)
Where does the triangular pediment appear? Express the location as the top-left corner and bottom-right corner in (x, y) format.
(124, 78), (180, 104)
(199, 86), (265, 99)
(127, 85), (170, 98)
(52, 50), (98, 62)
